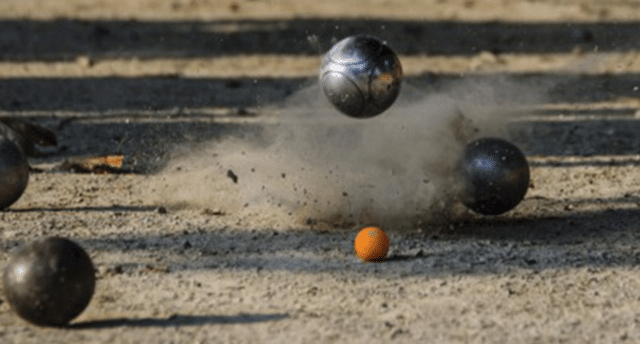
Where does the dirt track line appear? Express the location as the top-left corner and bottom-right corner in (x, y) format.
(0, 0), (637, 21)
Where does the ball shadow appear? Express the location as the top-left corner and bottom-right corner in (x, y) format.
(69, 313), (288, 329)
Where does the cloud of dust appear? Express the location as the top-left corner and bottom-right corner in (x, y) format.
(147, 76), (546, 229)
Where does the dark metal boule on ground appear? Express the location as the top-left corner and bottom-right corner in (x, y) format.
(458, 137), (530, 215)
(0, 136), (29, 209)
(2, 237), (96, 327)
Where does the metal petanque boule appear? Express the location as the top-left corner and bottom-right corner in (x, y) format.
(3, 237), (96, 327)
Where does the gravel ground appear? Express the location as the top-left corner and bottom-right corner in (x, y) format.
(3, 1), (640, 343)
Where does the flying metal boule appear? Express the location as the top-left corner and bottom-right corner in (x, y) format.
(319, 35), (402, 119)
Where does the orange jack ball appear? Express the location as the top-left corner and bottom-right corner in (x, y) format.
(354, 227), (389, 262)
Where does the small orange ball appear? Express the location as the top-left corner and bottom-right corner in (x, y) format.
(354, 227), (389, 262)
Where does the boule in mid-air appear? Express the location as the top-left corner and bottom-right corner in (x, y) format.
(319, 35), (402, 119)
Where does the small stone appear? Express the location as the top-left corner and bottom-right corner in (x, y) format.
(227, 170), (238, 183)
(76, 55), (94, 67)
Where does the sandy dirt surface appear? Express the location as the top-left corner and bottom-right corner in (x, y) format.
(4, 0), (640, 343)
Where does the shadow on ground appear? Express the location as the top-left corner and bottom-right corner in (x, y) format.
(2, 73), (640, 111)
(2, 72), (640, 172)
(0, 19), (637, 60)
(69, 313), (288, 329)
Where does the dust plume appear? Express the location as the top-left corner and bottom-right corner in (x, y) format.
(148, 77), (545, 229)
